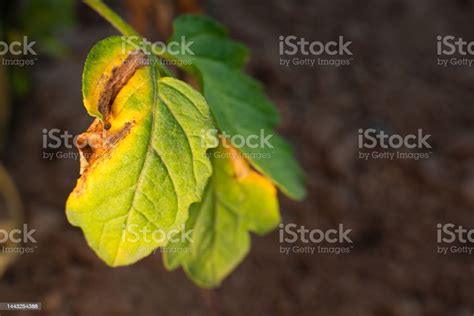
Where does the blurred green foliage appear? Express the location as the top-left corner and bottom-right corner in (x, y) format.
(0, 0), (76, 150)
(1, 0), (76, 57)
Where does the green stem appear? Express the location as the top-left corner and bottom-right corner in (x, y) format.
(83, 0), (173, 76)
(83, 0), (139, 37)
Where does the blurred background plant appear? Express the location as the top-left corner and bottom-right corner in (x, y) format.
(0, 163), (23, 277)
(0, 0), (75, 275)
(125, 0), (201, 39)
(0, 0), (75, 142)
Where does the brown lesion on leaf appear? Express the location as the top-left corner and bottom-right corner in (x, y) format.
(73, 119), (134, 196)
(221, 138), (251, 180)
(98, 49), (147, 129)
(76, 119), (103, 174)
(75, 49), (146, 178)
(228, 146), (251, 180)
(76, 120), (134, 175)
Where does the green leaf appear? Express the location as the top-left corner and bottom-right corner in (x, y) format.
(167, 15), (306, 200)
(163, 143), (280, 288)
(66, 36), (216, 266)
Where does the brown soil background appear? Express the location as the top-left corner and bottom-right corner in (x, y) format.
(0, 0), (473, 315)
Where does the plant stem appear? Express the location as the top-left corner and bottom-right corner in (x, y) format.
(83, 0), (173, 76)
(83, 0), (139, 37)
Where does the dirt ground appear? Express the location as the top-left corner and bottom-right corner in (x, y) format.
(0, 0), (473, 315)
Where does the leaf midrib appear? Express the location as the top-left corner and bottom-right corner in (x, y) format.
(112, 62), (169, 265)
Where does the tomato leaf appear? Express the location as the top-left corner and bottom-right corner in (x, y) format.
(66, 36), (216, 266)
(167, 15), (306, 200)
(163, 142), (280, 288)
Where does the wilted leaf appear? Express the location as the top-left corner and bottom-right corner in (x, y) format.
(163, 142), (280, 288)
(66, 36), (216, 266)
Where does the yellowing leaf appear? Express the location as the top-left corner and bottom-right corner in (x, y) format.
(66, 36), (216, 266)
(163, 142), (280, 288)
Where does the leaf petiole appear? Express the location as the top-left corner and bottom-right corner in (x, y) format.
(83, 0), (173, 77)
